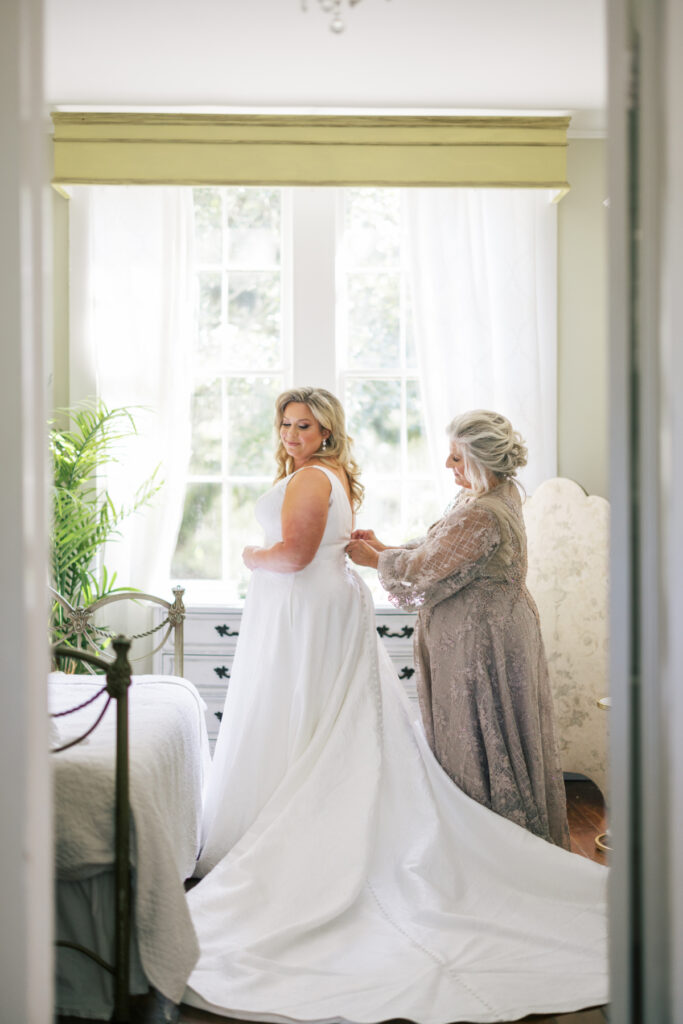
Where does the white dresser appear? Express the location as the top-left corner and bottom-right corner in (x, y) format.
(156, 605), (418, 751)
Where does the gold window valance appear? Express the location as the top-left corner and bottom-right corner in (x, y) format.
(51, 112), (570, 192)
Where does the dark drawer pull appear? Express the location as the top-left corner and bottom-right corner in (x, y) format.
(214, 711), (223, 722)
(377, 624), (414, 639)
(398, 666), (415, 679)
(213, 665), (231, 679)
(215, 624), (239, 638)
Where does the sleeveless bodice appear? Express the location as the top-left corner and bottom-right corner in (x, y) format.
(255, 465), (352, 571)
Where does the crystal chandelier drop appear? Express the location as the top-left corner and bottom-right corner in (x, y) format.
(301, 0), (390, 34)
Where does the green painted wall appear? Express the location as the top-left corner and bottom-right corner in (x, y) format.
(558, 138), (608, 498)
(51, 189), (70, 417)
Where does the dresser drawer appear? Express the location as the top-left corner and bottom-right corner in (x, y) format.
(160, 651), (229, 749)
(181, 608), (243, 652)
(201, 688), (229, 747)
(160, 651), (234, 690)
(388, 655), (418, 705)
(374, 610), (417, 645)
(374, 609), (417, 705)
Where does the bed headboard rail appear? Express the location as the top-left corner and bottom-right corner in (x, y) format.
(50, 585), (185, 676)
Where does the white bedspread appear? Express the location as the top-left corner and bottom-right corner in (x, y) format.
(49, 672), (210, 1005)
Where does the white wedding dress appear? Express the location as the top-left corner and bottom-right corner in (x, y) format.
(184, 466), (608, 1023)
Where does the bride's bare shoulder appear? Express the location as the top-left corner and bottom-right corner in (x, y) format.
(295, 460), (352, 505)
(286, 463), (333, 496)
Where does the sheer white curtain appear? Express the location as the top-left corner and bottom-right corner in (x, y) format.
(69, 186), (195, 601)
(405, 189), (557, 508)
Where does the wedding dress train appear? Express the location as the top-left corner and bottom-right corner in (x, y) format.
(184, 466), (607, 1023)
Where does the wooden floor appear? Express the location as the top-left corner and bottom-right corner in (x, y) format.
(564, 779), (608, 867)
(60, 780), (609, 1024)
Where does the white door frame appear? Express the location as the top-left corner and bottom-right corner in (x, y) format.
(0, 0), (54, 1020)
(607, 0), (683, 1019)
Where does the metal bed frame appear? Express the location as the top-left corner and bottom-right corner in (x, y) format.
(50, 586), (186, 1024)
(50, 584), (186, 677)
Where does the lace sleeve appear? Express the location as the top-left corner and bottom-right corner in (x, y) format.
(377, 502), (501, 611)
(400, 537), (426, 551)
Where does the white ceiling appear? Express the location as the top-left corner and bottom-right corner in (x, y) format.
(45, 0), (607, 133)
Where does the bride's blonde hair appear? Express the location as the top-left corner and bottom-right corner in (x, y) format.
(274, 387), (364, 511)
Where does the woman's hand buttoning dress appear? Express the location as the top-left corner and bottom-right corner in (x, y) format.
(349, 408), (570, 849)
(185, 392), (607, 1024)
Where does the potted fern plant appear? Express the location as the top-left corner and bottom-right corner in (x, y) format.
(49, 401), (162, 660)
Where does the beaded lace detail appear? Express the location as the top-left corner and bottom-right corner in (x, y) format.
(377, 481), (570, 849)
(378, 483), (525, 612)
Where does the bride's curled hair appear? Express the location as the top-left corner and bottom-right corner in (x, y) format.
(274, 386), (364, 511)
(446, 410), (528, 495)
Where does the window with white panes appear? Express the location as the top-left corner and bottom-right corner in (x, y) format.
(171, 186), (438, 602)
(339, 189), (437, 549)
(171, 187), (290, 600)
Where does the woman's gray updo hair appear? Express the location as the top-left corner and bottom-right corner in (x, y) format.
(446, 409), (528, 494)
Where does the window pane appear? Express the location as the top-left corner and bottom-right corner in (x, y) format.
(356, 477), (438, 546)
(347, 272), (400, 370)
(198, 271), (222, 360)
(404, 279), (417, 369)
(226, 377), (282, 476)
(352, 479), (401, 600)
(356, 478), (401, 537)
(406, 483), (441, 539)
(346, 378), (401, 475)
(227, 483), (268, 597)
(194, 188), (222, 264)
(345, 188), (400, 268)
(226, 187), (281, 266)
(406, 378), (430, 475)
(172, 483), (222, 579)
(174, 185), (290, 591)
(189, 380), (222, 475)
(226, 271), (281, 370)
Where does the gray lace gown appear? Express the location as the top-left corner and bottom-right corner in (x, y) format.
(378, 480), (570, 849)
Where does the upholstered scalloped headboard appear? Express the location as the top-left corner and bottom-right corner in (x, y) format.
(524, 478), (610, 799)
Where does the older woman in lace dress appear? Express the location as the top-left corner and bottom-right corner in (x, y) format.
(347, 410), (570, 849)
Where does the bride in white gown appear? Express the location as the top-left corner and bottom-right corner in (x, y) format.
(184, 387), (608, 1024)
